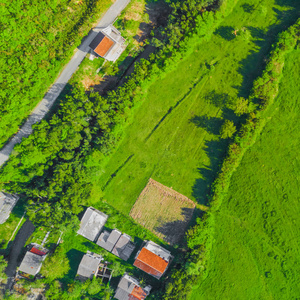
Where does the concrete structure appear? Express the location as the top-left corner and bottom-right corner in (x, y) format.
(114, 273), (151, 300)
(97, 229), (122, 252)
(133, 241), (173, 279)
(89, 25), (126, 62)
(76, 251), (103, 281)
(77, 207), (108, 242)
(112, 233), (135, 261)
(97, 229), (135, 261)
(0, 192), (19, 224)
(18, 244), (48, 277)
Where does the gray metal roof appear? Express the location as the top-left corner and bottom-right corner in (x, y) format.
(112, 234), (135, 261)
(18, 251), (44, 276)
(77, 253), (103, 280)
(144, 241), (172, 261)
(77, 207), (108, 242)
(114, 287), (130, 300)
(0, 192), (19, 224)
(97, 229), (121, 252)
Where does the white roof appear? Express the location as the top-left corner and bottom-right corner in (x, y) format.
(0, 192), (19, 224)
(145, 241), (172, 261)
(77, 207), (108, 242)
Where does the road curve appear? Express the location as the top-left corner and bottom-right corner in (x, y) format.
(0, 0), (130, 167)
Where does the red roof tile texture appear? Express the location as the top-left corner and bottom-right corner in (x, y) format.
(30, 247), (46, 256)
(94, 36), (114, 57)
(133, 248), (168, 278)
(128, 286), (147, 300)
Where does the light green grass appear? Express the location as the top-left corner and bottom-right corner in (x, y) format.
(190, 49), (300, 300)
(91, 0), (300, 215)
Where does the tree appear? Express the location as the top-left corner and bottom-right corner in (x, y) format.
(0, 255), (8, 284)
(40, 246), (70, 280)
(220, 120), (236, 139)
(234, 97), (249, 116)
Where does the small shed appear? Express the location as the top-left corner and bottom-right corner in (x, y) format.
(76, 251), (103, 281)
(0, 192), (19, 224)
(114, 273), (151, 300)
(77, 207), (108, 242)
(112, 233), (135, 261)
(97, 229), (121, 252)
(133, 241), (172, 279)
(89, 25), (126, 62)
(18, 245), (48, 277)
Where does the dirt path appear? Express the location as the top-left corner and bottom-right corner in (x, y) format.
(5, 220), (35, 290)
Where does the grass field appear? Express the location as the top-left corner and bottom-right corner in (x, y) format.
(130, 178), (195, 245)
(190, 49), (300, 300)
(91, 0), (300, 216)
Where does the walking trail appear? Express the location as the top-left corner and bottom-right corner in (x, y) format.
(0, 0), (130, 167)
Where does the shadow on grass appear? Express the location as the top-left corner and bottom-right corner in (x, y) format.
(214, 26), (235, 41)
(192, 139), (229, 206)
(155, 207), (195, 246)
(237, 3), (300, 98)
(61, 249), (84, 286)
(190, 115), (223, 135)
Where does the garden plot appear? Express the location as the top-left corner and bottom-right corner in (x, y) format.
(130, 178), (195, 245)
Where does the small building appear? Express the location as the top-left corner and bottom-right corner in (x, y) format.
(89, 25), (126, 62)
(112, 233), (135, 261)
(114, 273), (152, 300)
(133, 241), (173, 279)
(18, 244), (48, 278)
(97, 229), (135, 261)
(76, 251), (103, 281)
(77, 207), (108, 242)
(97, 229), (122, 252)
(0, 192), (19, 224)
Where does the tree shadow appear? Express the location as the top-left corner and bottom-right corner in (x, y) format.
(192, 139), (229, 205)
(214, 26), (235, 41)
(190, 115), (223, 135)
(236, 4), (300, 98)
(204, 91), (234, 108)
(155, 207), (195, 246)
(61, 249), (84, 285)
(241, 4), (255, 13)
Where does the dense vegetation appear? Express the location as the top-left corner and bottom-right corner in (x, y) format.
(0, 0), (112, 147)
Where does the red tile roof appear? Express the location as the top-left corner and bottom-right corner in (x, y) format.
(94, 36), (114, 57)
(30, 247), (46, 256)
(129, 286), (147, 300)
(133, 248), (168, 278)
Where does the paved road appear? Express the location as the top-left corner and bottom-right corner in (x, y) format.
(5, 220), (35, 290)
(0, 0), (130, 167)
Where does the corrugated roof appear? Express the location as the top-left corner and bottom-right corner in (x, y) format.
(133, 248), (168, 278)
(112, 234), (135, 261)
(97, 229), (121, 252)
(94, 36), (114, 57)
(130, 286), (148, 300)
(30, 247), (47, 256)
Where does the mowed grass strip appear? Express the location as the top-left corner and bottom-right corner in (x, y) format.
(130, 178), (196, 245)
(190, 49), (300, 300)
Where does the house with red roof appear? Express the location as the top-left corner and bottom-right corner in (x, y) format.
(89, 25), (126, 62)
(114, 273), (152, 300)
(133, 241), (173, 279)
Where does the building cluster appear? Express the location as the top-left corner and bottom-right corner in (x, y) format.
(77, 206), (174, 299)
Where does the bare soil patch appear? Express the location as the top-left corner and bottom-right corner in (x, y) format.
(130, 178), (196, 245)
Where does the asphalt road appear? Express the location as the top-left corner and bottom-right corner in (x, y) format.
(0, 0), (130, 167)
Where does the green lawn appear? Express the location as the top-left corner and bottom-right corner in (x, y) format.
(91, 0), (300, 215)
(190, 50), (300, 300)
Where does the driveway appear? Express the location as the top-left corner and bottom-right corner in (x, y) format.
(0, 0), (130, 167)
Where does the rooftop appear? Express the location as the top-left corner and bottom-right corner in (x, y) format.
(77, 207), (108, 242)
(0, 192), (19, 224)
(133, 241), (172, 279)
(112, 234), (135, 261)
(76, 252), (103, 280)
(18, 250), (46, 276)
(97, 229), (121, 252)
(114, 273), (151, 300)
